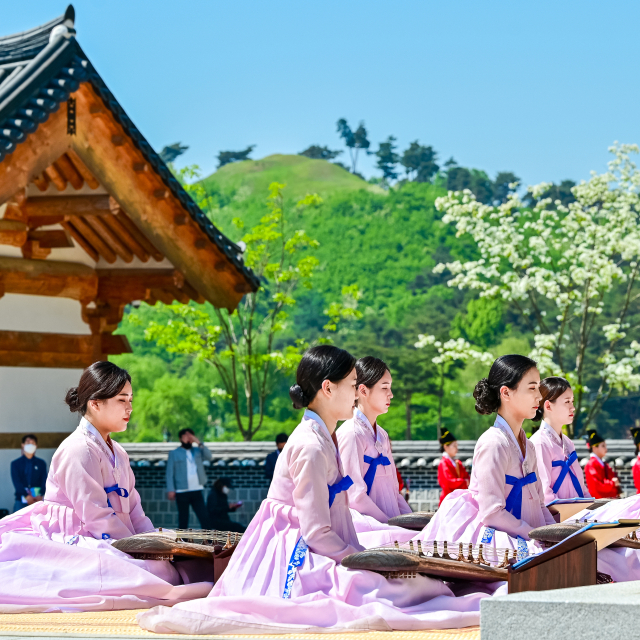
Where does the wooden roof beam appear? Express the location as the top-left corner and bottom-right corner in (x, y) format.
(62, 219), (99, 262)
(85, 215), (133, 263)
(0, 330), (131, 369)
(67, 216), (117, 263)
(53, 154), (84, 190)
(24, 194), (111, 218)
(0, 256), (97, 301)
(66, 149), (100, 190)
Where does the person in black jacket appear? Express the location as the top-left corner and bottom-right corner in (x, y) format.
(206, 478), (245, 533)
(11, 434), (47, 513)
(264, 433), (288, 483)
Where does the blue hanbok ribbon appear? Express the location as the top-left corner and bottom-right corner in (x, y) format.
(328, 475), (353, 507)
(551, 451), (584, 497)
(282, 536), (308, 599)
(105, 484), (129, 509)
(363, 454), (391, 495)
(505, 473), (537, 520)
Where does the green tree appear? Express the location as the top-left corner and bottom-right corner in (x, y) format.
(373, 135), (400, 183)
(217, 145), (255, 168)
(336, 119), (370, 174)
(142, 184), (354, 441)
(299, 145), (342, 161)
(493, 171), (520, 204)
(401, 141), (439, 183)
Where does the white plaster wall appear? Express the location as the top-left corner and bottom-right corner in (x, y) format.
(0, 294), (85, 508)
(0, 294), (89, 332)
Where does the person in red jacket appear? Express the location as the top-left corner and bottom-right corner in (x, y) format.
(584, 429), (620, 499)
(631, 427), (640, 494)
(437, 429), (470, 505)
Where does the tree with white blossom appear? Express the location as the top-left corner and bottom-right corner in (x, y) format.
(415, 335), (493, 438)
(433, 143), (640, 436)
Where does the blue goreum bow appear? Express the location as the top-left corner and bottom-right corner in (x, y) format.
(328, 476), (353, 507)
(363, 454), (391, 495)
(551, 451), (584, 497)
(505, 473), (537, 519)
(105, 484), (129, 509)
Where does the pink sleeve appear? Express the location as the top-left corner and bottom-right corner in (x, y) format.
(474, 437), (535, 539)
(397, 482), (412, 514)
(532, 438), (556, 504)
(337, 427), (389, 522)
(569, 443), (591, 499)
(529, 446), (556, 525)
(128, 465), (154, 534)
(289, 443), (361, 563)
(56, 442), (137, 540)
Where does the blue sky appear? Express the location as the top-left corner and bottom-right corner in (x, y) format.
(5, 1), (640, 185)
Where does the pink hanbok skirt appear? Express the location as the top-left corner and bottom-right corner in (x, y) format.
(571, 495), (640, 582)
(0, 503), (212, 612)
(137, 498), (488, 634)
(349, 509), (416, 548)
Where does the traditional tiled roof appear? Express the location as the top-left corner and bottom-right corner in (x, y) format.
(120, 439), (639, 469)
(0, 5), (259, 291)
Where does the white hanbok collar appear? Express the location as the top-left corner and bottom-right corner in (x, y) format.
(442, 450), (454, 462)
(590, 452), (605, 466)
(80, 417), (116, 466)
(303, 409), (343, 471)
(354, 408), (385, 452)
(493, 414), (529, 469)
(541, 420), (570, 456)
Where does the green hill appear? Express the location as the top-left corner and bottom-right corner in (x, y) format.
(201, 154), (383, 201)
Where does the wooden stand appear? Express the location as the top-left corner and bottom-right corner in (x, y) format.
(508, 538), (596, 593)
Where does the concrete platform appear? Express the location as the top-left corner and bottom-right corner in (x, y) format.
(481, 581), (640, 640)
(0, 610), (479, 640)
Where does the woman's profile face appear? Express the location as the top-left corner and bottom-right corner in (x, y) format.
(331, 368), (358, 421)
(444, 441), (459, 457)
(88, 381), (133, 433)
(503, 367), (542, 421)
(359, 370), (393, 417)
(546, 388), (575, 426)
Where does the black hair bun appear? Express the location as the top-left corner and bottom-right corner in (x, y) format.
(473, 377), (499, 415)
(65, 387), (81, 413)
(289, 384), (309, 410)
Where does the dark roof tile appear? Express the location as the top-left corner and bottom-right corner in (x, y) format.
(0, 6), (259, 292)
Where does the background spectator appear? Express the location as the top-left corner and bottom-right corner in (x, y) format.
(207, 478), (245, 533)
(11, 435), (46, 513)
(264, 433), (288, 483)
(166, 428), (212, 529)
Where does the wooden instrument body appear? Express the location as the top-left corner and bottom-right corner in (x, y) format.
(387, 512), (434, 530)
(111, 529), (241, 584)
(342, 520), (640, 594)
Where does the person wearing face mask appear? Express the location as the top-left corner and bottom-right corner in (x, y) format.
(166, 428), (212, 530)
(0, 361), (212, 612)
(10, 434), (47, 513)
(206, 478), (245, 533)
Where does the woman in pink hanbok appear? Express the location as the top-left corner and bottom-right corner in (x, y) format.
(138, 345), (489, 635)
(415, 355), (555, 559)
(0, 362), (211, 613)
(529, 377), (590, 503)
(336, 357), (414, 547)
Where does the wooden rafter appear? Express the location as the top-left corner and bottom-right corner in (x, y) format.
(66, 149), (100, 189)
(72, 83), (248, 309)
(24, 194), (111, 218)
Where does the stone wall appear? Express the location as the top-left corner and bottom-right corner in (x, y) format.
(126, 440), (640, 530)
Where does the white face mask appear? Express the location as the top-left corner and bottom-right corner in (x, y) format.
(23, 444), (36, 455)
(221, 486), (230, 495)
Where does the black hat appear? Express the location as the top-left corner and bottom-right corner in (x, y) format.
(585, 430), (604, 447)
(439, 430), (457, 446)
(631, 427), (640, 446)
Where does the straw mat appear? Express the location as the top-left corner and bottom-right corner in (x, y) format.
(0, 610), (480, 639)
